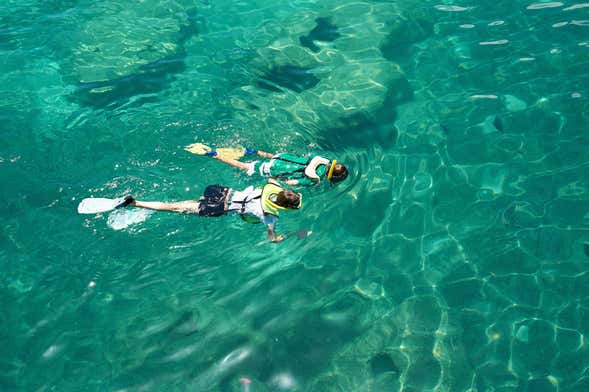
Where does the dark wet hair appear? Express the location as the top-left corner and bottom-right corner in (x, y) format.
(330, 163), (348, 183)
(276, 190), (301, 209)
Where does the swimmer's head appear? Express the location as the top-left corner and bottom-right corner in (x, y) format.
(329, 163), (348, 183)
(276, 190), (302, 209)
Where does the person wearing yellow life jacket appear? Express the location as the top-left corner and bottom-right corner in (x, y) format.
(190, 145), (348, 186)
(121, 179), (301, 242)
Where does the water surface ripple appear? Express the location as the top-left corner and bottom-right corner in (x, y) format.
(1, 0), (589, 391)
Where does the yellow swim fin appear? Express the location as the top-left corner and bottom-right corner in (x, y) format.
(216, 146), (246, 160)
(184, 142), (212, 155)
(185, 143), (248, 159)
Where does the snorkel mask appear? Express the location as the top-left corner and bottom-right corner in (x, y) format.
(292, 192), (303, 209)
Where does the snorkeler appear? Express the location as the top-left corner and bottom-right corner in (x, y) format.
(185, 143), (349, 186)
(77, 179), (302, 243)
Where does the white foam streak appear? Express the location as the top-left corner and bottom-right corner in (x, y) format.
(479, 39), (509, 45)
(564, 3), (589, 10)
(527, 2), (564, 9)
(435, 5), (469, 12)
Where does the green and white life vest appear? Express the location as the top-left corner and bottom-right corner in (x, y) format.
(271, 154), (333, 183)
(304, 156), (331, 181)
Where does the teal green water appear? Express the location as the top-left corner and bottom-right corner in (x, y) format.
(2, 0), (589, 390)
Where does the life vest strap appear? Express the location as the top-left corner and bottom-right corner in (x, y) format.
(270, 156), (306, 178)
(227, 189), (262, 214)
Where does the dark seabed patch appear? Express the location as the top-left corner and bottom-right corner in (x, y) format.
(299, 17), (340, 52)
(380, 17), (433, 61)
(255, 65), (320, 93)
(73, 56), (186, 109)
(3, 0), (589, 390)
(371, 352), (400, 376)
(70, 7), (199, 109)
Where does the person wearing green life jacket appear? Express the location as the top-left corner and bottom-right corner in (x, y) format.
(188, 145), (349, 186)
(121, 179), (301, 243)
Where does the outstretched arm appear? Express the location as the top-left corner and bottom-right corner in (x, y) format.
(267, 177), (298, 186)
(256, 150), (274, 159)
(264, 215), (283, 242)
(266, 225), (284, 243)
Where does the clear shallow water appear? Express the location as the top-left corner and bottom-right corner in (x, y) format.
(1, 0), (589, 390)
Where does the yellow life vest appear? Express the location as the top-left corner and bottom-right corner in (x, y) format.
(261, 183), (286, 216)
(239, 183), (288, 224)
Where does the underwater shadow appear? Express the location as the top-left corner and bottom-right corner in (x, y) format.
(70, 9), (200, 110)
(255, 65), (320, 94)
(318, 78), (413, 150)
(299, 17), (341, 53)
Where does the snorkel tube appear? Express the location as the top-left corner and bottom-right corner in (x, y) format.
(326, 160), (337, 182)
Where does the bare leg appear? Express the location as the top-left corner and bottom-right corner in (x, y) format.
(213, 155), (250, 172)
(132, 200), (200, 214)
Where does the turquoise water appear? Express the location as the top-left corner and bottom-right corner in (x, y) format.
(2, 0), (589, 390)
